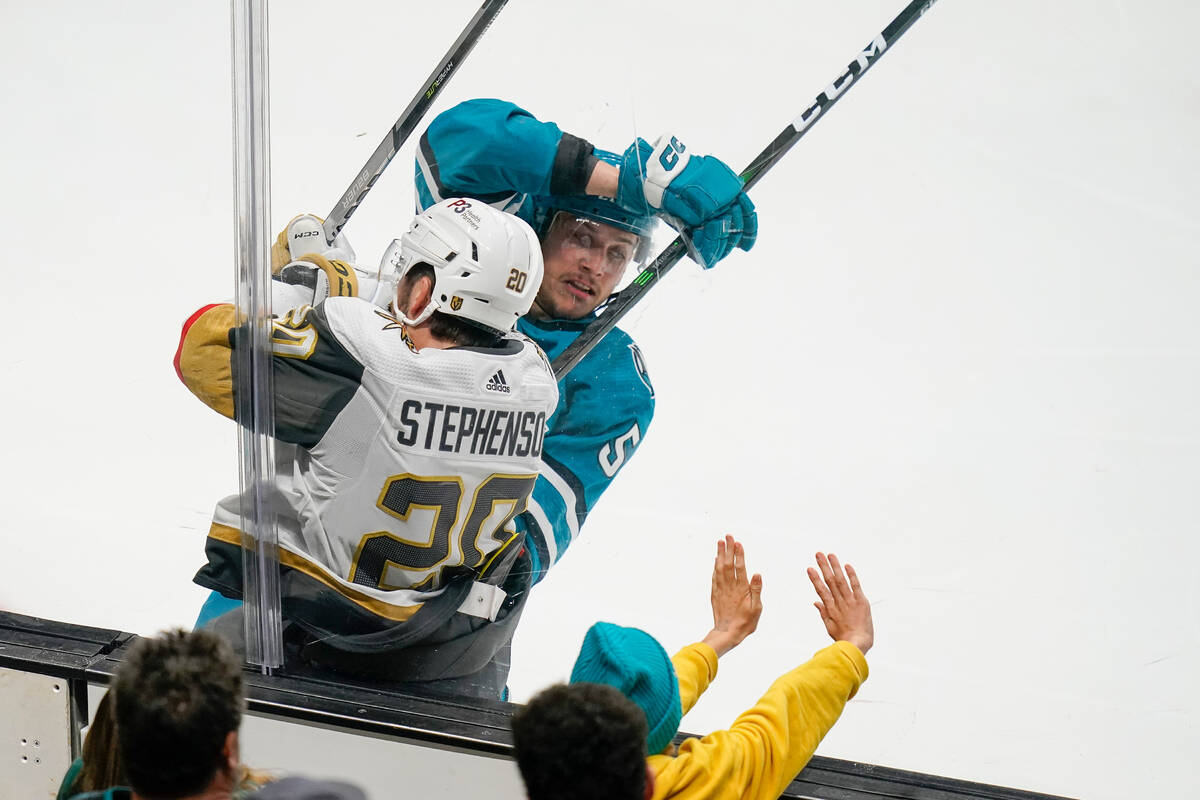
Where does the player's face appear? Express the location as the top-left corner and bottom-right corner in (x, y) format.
(530, 213), (640, 320)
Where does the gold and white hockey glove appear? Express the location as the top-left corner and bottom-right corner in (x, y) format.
(270, 213), (377, 308)
(271, 213), (356, 272)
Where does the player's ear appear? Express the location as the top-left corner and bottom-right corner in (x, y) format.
(643, 764), (655, 800)
(394, 272), (428, 316)
(223, 730), (239, 772)
(393, 274), (411, 314)
(409, 273), (435, 316)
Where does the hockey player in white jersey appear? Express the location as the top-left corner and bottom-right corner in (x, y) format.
(175, 199), (558, 696)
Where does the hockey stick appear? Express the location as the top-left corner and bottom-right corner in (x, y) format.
(552, 0), (939, 379)
(321, 0), (509, 243)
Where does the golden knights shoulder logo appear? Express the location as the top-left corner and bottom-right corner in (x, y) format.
(450, 296), (463, 311)
(269, 306), (318, 360)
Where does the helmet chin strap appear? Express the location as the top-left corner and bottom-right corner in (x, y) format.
(385, 252), (441, 326)
(392, 292), (438, 327)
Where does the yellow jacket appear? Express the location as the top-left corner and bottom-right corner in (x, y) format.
(649, 641), (868, 800)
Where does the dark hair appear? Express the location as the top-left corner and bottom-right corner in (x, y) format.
(511, 683), (648, 800)
(401, 264), (505, 348)
(112, 629), (244, 799)
(65, 691), (125, 796)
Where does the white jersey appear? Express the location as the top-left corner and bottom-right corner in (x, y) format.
(203, 297), (559, 618)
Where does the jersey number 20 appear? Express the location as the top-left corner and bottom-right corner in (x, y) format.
(348, 473), (537, 591)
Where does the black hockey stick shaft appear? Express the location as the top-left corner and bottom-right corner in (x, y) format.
(322, 0), (508, 243)
(552, 0), (939, 379)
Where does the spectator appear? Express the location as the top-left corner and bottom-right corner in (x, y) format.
(57, 688), (274, 800)
(68, 629), (365, 800)
(57, 692), (123, 799)
(511, 538), (872, 800)
(511, 682), (649, 800)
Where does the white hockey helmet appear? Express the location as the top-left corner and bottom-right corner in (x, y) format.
(376, 198), (544, 332)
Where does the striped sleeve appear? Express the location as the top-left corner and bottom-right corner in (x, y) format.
(174, 301), (365, 447)
(174, 303), (238, 418)
(250, 303), (364, 447)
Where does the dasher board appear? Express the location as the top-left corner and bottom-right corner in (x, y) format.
(0, 611), (1075, 800)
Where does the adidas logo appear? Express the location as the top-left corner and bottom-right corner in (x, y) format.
(485, 369), (511, 394)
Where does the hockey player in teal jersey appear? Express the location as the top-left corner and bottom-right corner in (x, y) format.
(415, 98), (757, 581)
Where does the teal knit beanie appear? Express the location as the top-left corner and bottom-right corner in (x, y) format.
(569, 622), (682, 755)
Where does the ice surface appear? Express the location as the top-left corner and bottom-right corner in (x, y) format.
(2, 2), (1197, 798)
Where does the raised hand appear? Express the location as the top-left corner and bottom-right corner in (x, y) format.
(807, 552), (874, 655)
(701, 535), (764, 657)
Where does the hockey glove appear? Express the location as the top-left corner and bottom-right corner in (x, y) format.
(680, 192), (758, 268)
(616, 134), (757, 267)
(270, 213), (357, 273)
(276, 253), (362, 306)
(270, 213), (371, 308)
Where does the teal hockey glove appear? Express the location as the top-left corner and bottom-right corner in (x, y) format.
(681, 192), (758, 268)
(616, 134), (757, 267)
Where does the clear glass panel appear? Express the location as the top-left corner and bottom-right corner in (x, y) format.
(230, 0), (284, 670)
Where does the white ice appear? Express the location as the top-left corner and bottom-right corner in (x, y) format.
(2, 2), (1197, 799)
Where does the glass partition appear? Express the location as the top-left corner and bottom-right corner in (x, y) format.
(230, 0), (284, 671)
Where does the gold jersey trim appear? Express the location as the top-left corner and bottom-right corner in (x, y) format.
(177, 304), (238, 418)
(208, 522), (424, 622)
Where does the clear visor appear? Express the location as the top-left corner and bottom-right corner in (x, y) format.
(544, 211), (672, 280)
(370, 238), (407, 307)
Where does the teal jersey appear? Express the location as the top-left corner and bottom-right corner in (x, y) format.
(415, 97), (619, 231)
(417, 99), (656, 581)
(514, 316), (654, 581)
